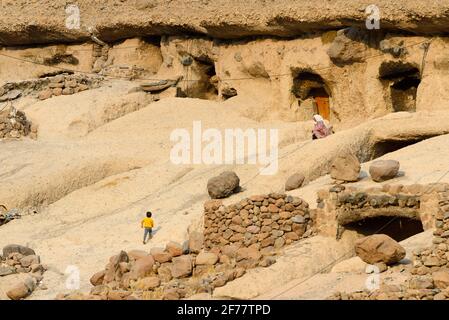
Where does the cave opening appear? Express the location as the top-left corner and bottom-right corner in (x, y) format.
(379, 62), (421, 112)
(345, 216), (424, 242)
(292, 70), (331, 120)
(364, 134), (438, 161)
(179, 57), (219, 100)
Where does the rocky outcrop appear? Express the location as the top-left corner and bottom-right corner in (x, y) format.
(1, 1), (449, 45)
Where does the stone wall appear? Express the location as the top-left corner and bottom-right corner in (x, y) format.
(315, 183), (445, 238)
(38, 73), (103, 100)
(203, 193), (314, 253)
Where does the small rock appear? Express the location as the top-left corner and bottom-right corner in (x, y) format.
(38, 89), (52, 100)
(135, 276), (160, 290)
(170, 255), (192, 278)
(188, 231), (204, 254)
(285, 173), (305, 191)
(6, 277), (36, 300)
(432, 270), (449, 289)
(0, 265), (15, 276)
(195, 252), (219, 265)
(129, 255), (155, 279)
(150, 248), (172, 263)
(90, 270), (106, 286)
(165, 241), (183, 257)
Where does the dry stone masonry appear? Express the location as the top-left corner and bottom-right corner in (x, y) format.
(38, 73), (103, 100)
(203, 193), (314, 251)
(0, 106), (33, 139)
(315, 183), (442, 238)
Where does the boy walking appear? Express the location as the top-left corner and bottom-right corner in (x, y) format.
(141, 211), (154, 244)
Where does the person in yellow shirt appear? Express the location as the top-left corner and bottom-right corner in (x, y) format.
(141, 211), (154, 244)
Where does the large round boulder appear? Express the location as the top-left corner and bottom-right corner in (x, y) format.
(207, 171), (240, 199)
(355, 234), (406, 265)
(369, 160), (400, 182)
(330, 153), (360, 182)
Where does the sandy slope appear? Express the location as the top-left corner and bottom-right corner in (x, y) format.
(1, 86), (449, 299)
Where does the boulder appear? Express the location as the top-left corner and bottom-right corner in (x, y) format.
(6, 277), (36, 300)
(355, 234), (406, 265)
(207, 171), (240, 199)
(3, 244), (35, 257)
(150, 248), (172, 263)
(369, 160), (400, 182)
(188, 231), (204, 254)
(195, 252), (219, 265)
(165, 241), (183, 257)
(170, 255), (192, 278)
(285, 173), (305, 191)
(129, 255), (155, 279)
(330, 152), (360, 182)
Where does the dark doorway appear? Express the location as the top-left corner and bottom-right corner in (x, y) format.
(345, 216), (424, 242)
(379, 62), (421, 112)
(292, 71), (331, 120)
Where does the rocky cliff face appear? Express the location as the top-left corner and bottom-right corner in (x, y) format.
(1, 0), (449, 46)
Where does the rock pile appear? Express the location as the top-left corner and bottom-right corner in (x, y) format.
(0, 106), (33, 139)
(58, 194), (314, 300)
(57, 240), (253, 300)
(38, 73), (102, 100)
(0, 244), (46, 300)
(203, 194), (314, 251)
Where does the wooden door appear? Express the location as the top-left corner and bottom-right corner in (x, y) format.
(315, 96), (330, 120)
